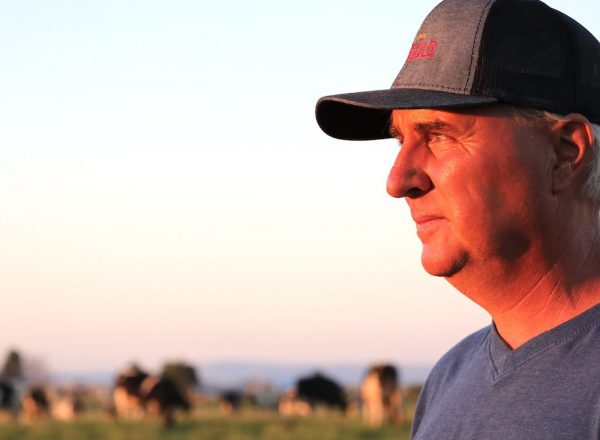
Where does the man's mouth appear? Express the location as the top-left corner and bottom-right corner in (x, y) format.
(413, 215), (446, 233)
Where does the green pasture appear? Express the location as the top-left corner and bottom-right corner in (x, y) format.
(0, 386), (419, 439)
(0, 409), (411, 440)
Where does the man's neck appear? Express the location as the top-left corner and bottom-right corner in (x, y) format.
(491, 264), (600, 349)
(448, 240), (600, 350)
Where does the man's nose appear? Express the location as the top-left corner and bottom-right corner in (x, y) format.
(386, 146), (433, 198)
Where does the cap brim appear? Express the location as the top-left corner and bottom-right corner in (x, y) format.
(315, 88), (498, 140)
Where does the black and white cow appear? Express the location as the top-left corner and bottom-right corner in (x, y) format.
(113, 365), (190, 426)
(279, 372), (347, 415)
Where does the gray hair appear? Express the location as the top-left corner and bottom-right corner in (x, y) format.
(508, 106), (600, 205)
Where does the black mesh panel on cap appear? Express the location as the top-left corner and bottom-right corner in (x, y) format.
(562, 13), (600, 122)
(472, 0), (600, 123)
(473, 1), (570, 106)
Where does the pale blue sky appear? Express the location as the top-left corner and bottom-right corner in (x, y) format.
(1, 0), (598, 373)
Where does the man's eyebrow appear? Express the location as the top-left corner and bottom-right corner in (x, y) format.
(388, 118), (459, 138)
(413, 119), (457, 132)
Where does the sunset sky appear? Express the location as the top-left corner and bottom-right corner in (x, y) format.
(2, 0), (598, 375)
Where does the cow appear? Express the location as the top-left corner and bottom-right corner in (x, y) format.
(219, 390), (243, 414)
(113, 365), (148, 420)
(112, 364), (190, 427)
(140, 375), (190, 426)
(360, 364), (403, 427)
(279, 373), (347, 416)
(21, 386), (50, 421)
(49, 386), (86, 421)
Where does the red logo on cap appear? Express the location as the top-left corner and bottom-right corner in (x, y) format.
(407, 34), (437, 62)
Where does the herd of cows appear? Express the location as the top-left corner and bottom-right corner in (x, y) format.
(0, 363), (405, 428)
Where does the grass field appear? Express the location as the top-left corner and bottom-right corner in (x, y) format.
(0, 409), (412, 440)
(0, 386), (419, 440)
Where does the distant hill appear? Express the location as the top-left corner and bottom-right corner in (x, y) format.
(51, 362), (431, 389)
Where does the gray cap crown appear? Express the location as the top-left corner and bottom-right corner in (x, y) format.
(393, 0), (494, 94)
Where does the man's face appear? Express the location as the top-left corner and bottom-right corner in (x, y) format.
(388, 107), (556, 279)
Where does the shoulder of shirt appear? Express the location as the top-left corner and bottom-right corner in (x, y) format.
(411, 325), (492, 435)
(426, 325), (491, 386)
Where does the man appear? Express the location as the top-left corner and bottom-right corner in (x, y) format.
(315, 0), (600, 438)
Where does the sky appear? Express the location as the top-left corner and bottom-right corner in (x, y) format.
(1, 0), (599, 375)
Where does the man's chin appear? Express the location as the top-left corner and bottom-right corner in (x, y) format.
(421, 250), (469, 278)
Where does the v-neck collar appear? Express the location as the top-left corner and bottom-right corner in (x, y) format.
(488, 302), (600, 380)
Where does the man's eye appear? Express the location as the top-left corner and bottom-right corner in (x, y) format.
(431, 133), (449, 141)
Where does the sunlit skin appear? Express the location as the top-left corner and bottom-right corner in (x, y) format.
(388, 106), (600, 349)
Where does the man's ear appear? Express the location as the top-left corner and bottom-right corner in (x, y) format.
(551, 114), (594, 194)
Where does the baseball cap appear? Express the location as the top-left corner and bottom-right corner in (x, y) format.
(315, 0), (600, 141)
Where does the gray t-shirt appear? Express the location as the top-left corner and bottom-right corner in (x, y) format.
(412, 302), (600, 440)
